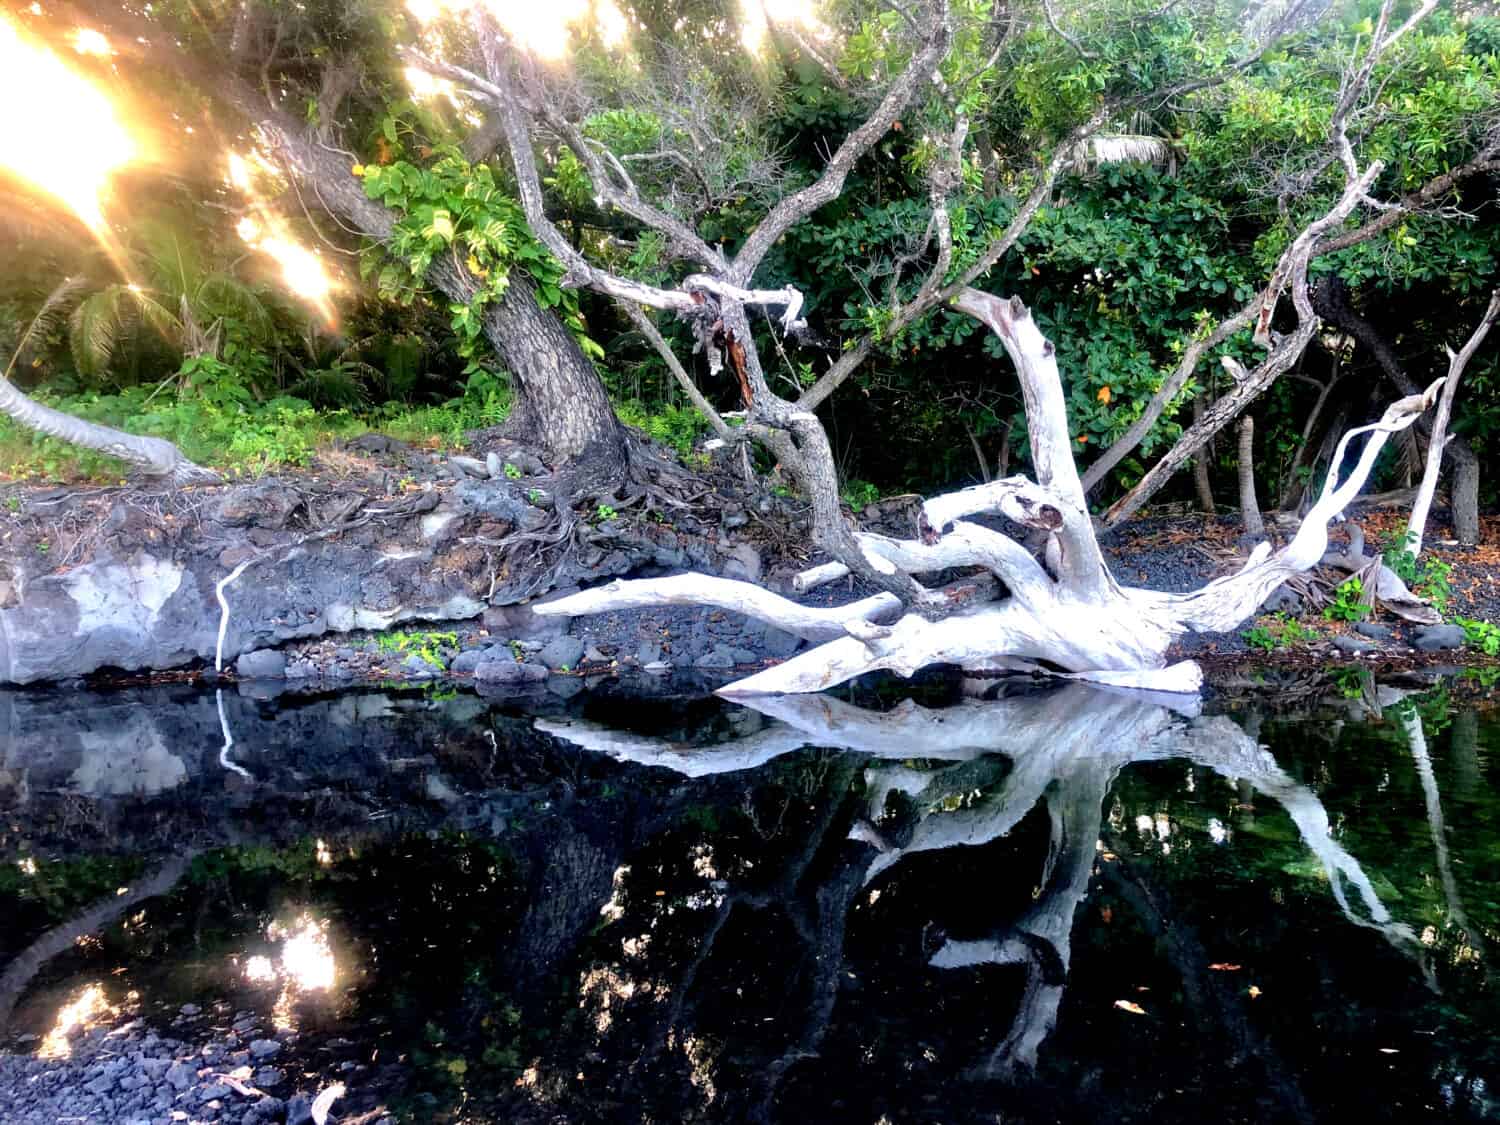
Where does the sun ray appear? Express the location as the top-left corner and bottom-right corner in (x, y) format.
(0, 17), (138, 236)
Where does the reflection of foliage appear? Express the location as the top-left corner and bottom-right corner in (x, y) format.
(1392, 682), (1454, 738)
(0, 854), (146, 956)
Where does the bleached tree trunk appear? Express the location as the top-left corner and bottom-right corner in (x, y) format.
(0, 375), (216, 482)
(1405, 289), (1499, 556)
(1, 282), (214, 482)
(538, 293), (1444, 697)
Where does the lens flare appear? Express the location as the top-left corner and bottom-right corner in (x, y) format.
(0, 18), (137, 234)
(228, 152), (340, 329)
(405, 0), (628, 57)
(739, 0), (830, 53)
(70, 28), (111, 56)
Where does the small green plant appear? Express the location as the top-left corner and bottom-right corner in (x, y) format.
(1413, 556), (1452, 615)
(527, 488), (544, 505)
(841, 479), (881, 512)
(595, 504), (617, 523)
(376, 629), (459, 669)
(4, 496), (18, 513)
(503, 462), (522, 480)
(1323, 577), (1370, 622)
(508, 639), (524, 659)
(1382, 541), (1418, 583)
(35, 541), (48, 554)
(1242, 612), (1317, 652)
(1456, 618), (1500, 656)
(1382, 541), (1453, 614)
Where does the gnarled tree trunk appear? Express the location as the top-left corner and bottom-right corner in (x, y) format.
(253, 112), (628, 473)
(536, 293), (1443, 697)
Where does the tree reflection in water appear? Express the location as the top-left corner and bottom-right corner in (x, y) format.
(539, 682), (1451, 1121)
(2, 681), (1492, 1123)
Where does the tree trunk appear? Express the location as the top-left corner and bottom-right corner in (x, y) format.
(1313, 279), (1495, 551)
(480, 274), (629, 469)
(1450, 445), (1480, 546)
(1237, 414), (1265, 541)
(254, 111), (628, 473)
(0, 371), (214, 482)
(1191, 394), (1215, 515)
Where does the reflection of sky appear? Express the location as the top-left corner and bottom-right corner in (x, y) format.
(238, 914), (338, 1030)
(40, 983), (115, 1059)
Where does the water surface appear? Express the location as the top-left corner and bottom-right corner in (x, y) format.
(2, 675), (1497, 1122)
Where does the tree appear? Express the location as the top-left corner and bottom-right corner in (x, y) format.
(1, 280), (216, 481)
(36, 0), (633, 476)
(385, 0), (1463, 692)
(66, 219), (276, 382)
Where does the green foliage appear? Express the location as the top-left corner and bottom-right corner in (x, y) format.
(1242, 612), (1318, 653)
(613, 400), (711, 459)
(594, 504), (617, 524)
(1382, 543), (1454, 615)
(359, 155), (603, 361)
(1455, 618), (1500, 656)
(375, 630), (459, 669)
(0, 361), (344, 480)
(1323, 577), (1371, 623)
(841, 479), (881, 512)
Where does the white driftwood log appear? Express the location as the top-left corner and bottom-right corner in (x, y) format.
(535, 292), (1443, 697)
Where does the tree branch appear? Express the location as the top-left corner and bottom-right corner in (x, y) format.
(729, 0), (953, 285)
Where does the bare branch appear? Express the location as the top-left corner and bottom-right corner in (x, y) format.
(618, 301), (732, 441)
(730, 0), (953, 284)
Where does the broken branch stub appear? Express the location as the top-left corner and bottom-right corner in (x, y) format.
(534, 293), (1439, 697)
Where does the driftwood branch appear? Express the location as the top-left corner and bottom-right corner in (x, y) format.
(539, 293), (1438, 696)
(1405, 288), (1499, 555)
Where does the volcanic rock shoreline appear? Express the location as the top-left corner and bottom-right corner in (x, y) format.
(0, 436), (1495, 689)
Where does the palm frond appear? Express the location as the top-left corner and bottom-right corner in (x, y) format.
(68, 288), (127, 378)
(136, 219), (203, 301)
(289, 364), (370, 409)
(130, 289), (186, 343)
(5, 276), (91, 380)
(195, 275), (275, 340)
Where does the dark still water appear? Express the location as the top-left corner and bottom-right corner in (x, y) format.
(1, 675), (1497, 1123)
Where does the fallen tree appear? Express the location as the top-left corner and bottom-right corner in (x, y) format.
(539, 291), (1444, 696)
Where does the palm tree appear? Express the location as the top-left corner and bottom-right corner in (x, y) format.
(67, 220), (276, 383)
(2, 279), (216, 482)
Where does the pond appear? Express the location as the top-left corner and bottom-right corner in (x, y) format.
(1, 672), (1497, 1123)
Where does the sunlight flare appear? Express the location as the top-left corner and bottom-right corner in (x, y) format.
(405, 0), (629, 56)
(0, 18), (137, 234)
(228, 154), (341, 329)
(70, 28), (111, 56)
(739, 0), (831, 54)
